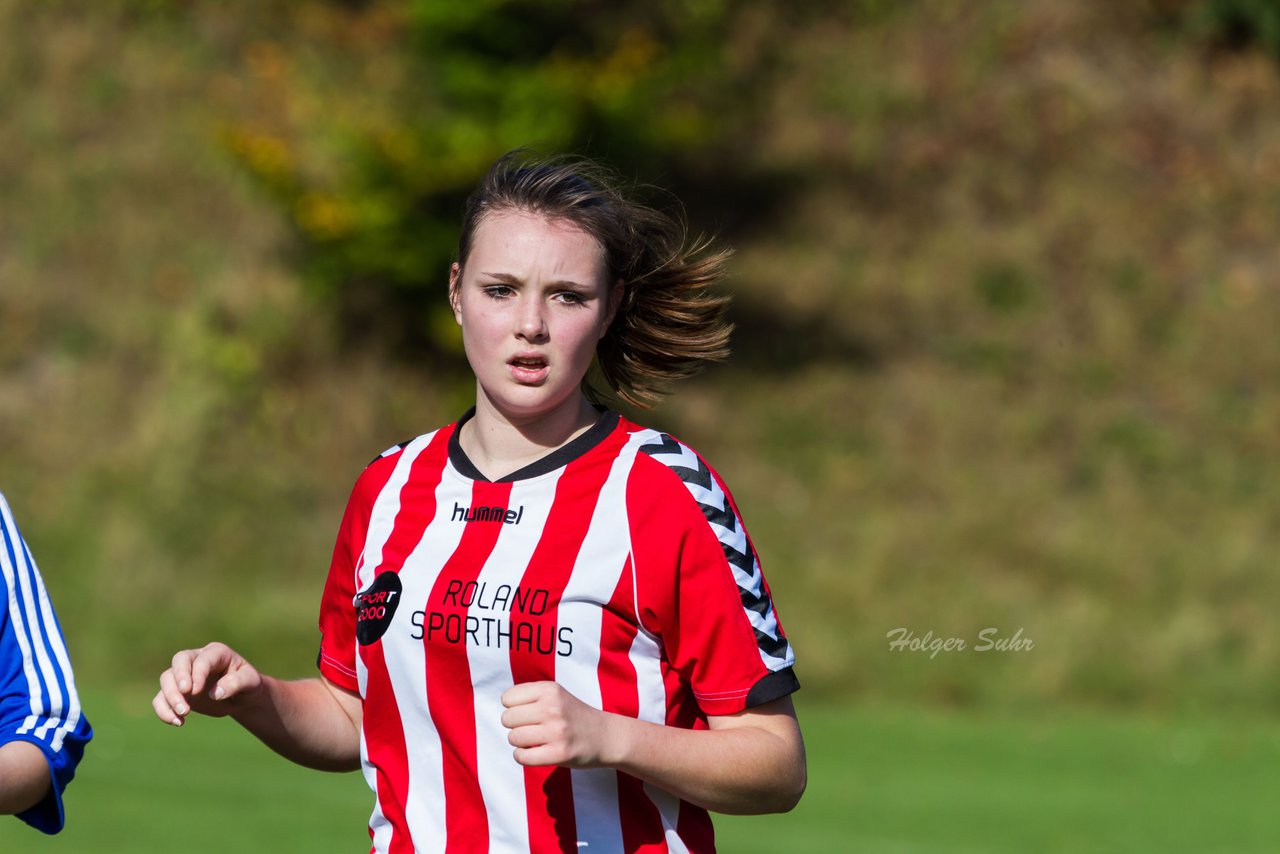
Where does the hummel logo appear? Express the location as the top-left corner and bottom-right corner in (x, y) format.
(451, 502), (524, 524)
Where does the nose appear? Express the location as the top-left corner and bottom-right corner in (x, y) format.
(516, 295), (548, 342)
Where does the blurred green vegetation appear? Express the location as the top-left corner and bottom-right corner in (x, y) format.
(216, 0), (796, 353)
(2, 0), (1279, 722)
(1188, 0), (1280, 57)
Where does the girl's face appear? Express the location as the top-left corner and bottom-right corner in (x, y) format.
(450, 209), (620, 426)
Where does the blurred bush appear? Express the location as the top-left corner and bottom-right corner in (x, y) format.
(218, 0), (791, 355)
(1186, 0), (1280, 56)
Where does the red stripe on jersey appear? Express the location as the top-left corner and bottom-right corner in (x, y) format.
(598, 555), (640, 717)
(363, 648), (414, 854)
(426, 480), (512, 852)
(376, 433), (451, 575)
(601, 559), (667, 853)
(509, 437), (621, 852)
(676, 804), (715, 852)
(359, 431), (450, 853)
(318, 451), (401, 692)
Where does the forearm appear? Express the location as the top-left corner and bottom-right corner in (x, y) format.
(601, 707), (806, 814)
(0, 740), (51, 816)
(228, 676), (361, 772)
(156, 643), (363, 772)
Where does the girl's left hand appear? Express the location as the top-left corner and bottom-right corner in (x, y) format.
(499, 681), (614, 768)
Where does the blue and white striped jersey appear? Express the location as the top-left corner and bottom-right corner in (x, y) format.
(0, 492), (92, 834)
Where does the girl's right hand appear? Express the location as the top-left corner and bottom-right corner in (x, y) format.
(152, 642), (263, 726)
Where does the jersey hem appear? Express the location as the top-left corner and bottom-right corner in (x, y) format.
(317, 649), (360, 692)
(694, 668), (800, 715)
(745, 667), (800, 707)
(0, 735), (65, 834)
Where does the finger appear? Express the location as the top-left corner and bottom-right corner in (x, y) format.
(506, 724), (549, 750)
(190, 646), (228, 697)
(512, 744), (558, 767)
(157, 669), (191, 718)
(500, 703), (546, 730)
(209, 669), (247, 702)
(151, 688), (184, 727)
(170, 650), (196, 694)
(501, 681), (552, 708)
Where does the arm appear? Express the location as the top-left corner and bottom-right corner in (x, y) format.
(0, 741), (51, 816)
(0, 491), (93, 834)
(501, 683), (806, 815)
(153, 642), (362, 772)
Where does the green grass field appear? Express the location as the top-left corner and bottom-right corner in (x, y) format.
(1, 691), (1275, 852)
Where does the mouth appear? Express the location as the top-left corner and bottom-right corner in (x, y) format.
(507, 355), (549, 383)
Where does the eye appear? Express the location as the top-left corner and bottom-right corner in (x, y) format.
(482, 284), (514, 299)
(554, 290), (586, 306)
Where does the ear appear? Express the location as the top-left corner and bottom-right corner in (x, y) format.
(449, 263), (463, 325)
(601, 278), (625, 339)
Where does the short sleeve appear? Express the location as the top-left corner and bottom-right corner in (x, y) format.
(629, 439), (798, 717)
(0, 494), (92, 835)
(317, 454), (401, 692)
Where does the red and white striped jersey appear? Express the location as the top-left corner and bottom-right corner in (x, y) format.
(318, 410), (798, 853)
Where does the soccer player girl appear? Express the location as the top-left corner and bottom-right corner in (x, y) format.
(0, 491), (92, 834)
(153, 152), (806, 852)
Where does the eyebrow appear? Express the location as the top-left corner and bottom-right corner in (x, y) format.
(477, 272), (594, 290)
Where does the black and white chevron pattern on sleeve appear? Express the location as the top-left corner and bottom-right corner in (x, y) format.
(638, 433), (794, 671)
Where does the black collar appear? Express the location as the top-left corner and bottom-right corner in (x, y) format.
(447, 407), (620, 482)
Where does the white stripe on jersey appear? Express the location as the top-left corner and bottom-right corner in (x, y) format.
(356, 432), (436, 852)
(629, 590), (675, 840)
(23, 539), (83, 751)
(645, 781), (689, 854)
(472, 474), (562, 853)
(629, 631), (665, 726)
(376, 461), (468, 852)
(25, 580), (62, 741)
(358, 431), (439, 596)
(636, 431), (794, 673)
(0, 497), (78, 750)
(0, 503), (45, 733)
(557, 433), (644, 852)
(623, 446), (667, 726)
(351, 433), (428, 851)
(359, 730), (392, 854)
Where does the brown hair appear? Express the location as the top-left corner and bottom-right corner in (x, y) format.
(456, 150), (732, 407)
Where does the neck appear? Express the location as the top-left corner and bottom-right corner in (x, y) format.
(461, 390), (599, 480)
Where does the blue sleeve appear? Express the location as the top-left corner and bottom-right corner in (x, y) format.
(0, 493), (92, 835)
